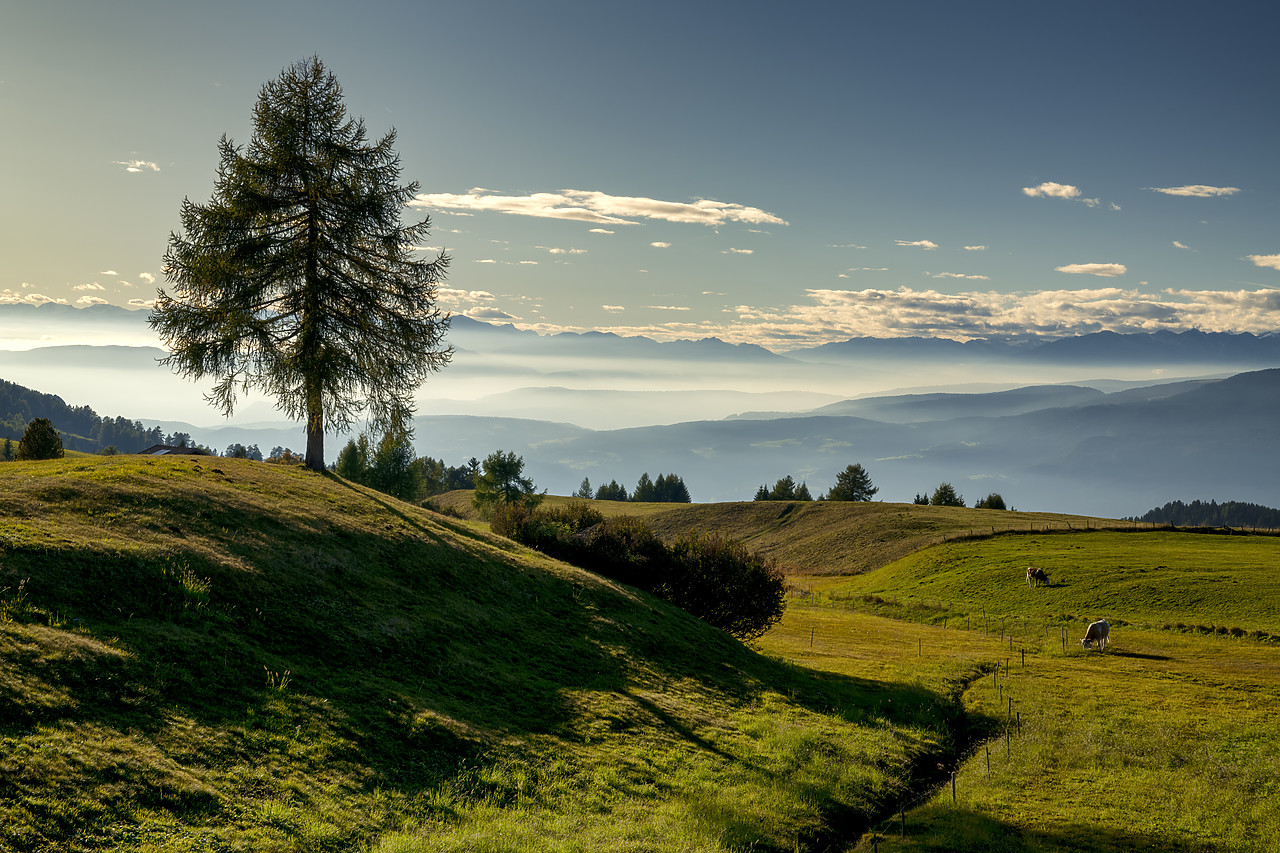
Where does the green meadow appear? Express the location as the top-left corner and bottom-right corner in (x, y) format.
(766, 528), (1280, 852)
(3, 458), (1277, 851)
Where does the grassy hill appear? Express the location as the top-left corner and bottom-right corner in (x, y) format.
(433, 489), (1280, 849)
(428, 491), (1121, 575)
(0, 456), (974, 852)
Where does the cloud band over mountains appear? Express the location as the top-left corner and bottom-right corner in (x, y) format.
(409, 189), (789, 227)
(430, 285), (1280, 348)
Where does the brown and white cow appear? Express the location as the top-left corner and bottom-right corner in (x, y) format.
(1025, 566), (1049, 588)
(1081, 619), (1110, 651)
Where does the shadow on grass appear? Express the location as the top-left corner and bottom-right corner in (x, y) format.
(897, 805), (1217, 852)
(1106, 650), (1171, 661)
(0, 476), (1003, 849)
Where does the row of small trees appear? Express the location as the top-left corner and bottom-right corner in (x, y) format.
(755, 463), (878, 502)
(334, 432), (477, 503)
(0, 378), (166, 455)
(576, 473), (691, 503)
(913, 483), (1008, 509)
(754, 464), (1010, 509)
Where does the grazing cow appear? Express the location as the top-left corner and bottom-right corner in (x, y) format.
(1025, 566), (1049, 588)
(1081, 619), (1110, 652)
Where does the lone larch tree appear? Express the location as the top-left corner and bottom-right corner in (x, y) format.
(150, 57), (451, 471)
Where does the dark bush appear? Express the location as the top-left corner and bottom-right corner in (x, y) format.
(17, 417), (64, 460)
(497, 505), (784, 640)
(663, 532), (786, 640)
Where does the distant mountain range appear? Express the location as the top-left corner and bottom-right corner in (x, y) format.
(11, 366), (1273, 520)
(4, 303), (1280, 518)
(7, 302), (1280, 367)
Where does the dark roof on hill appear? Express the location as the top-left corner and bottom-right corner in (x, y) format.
(138, 445), (211, 456)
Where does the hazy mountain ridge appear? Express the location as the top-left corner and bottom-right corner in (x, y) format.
(13, 368), (1268, 520)
(4, 304), (1280, 517)
(8, 302), (1280, 366)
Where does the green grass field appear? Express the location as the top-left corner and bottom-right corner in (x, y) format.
(4, 464), (1276, 851)
(0, 457), (974, 852)
(765, 528), (1280, 852)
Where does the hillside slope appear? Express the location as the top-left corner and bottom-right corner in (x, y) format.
(429, 491), (1119, 576)
(0, 456), (966, 852)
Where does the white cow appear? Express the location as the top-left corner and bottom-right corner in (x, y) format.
(1081, 619), (1110, 652)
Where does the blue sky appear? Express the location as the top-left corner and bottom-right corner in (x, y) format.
(3, 1), (1278, 348)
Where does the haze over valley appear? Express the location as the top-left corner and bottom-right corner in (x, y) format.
(5, 303), (1278, 518)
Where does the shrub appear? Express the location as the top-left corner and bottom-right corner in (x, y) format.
(974, 492), (1007, 510)
(495, 505), (785, 640)
(473, 450), (542, 518)
(664, 532), (786, 640)
(17, 418), (64, 461)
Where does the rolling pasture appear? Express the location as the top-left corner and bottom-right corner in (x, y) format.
(0, 457), (992, 852)
(2, 459), (1276, 851)
(766, 530), (1280, 851)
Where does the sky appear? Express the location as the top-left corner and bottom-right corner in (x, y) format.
(3, 1), (1279, 350)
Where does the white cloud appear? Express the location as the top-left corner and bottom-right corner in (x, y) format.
(138, 272), (156, 284)
(1055, 263), (1127, 277)
(293, 285), (1280, 348)
(650, 242), (671, 249)
(100, 269), (118, 276)
(896, 239), (938, 250)
(409, 188), (788, 227)
(466, 307), (518, 321)
(544, 247), (587, 255)
(114, 159), (160, 173)
(1150, 185), (1241, 197)
(1022, 182), (1081, 199)
(440, 288), (496, 302)
(127, 298), (156, 309)
(930, 272), (991, 280)
(589, 228), (615, 235)
(519, 260), (539, 265)
(1247, 253), (1280, 271)
(1173, 241), (1191, 250)
(76, 295), (109, 306)
(0, 289), (67, 305)
(724, 248), (754, 255)
(830, 243), (868, 249)
(73, 282), (106, 291)
(602, 305), (626, 313)
(475, 259), (498, 264)
(964, 245), (987, 251)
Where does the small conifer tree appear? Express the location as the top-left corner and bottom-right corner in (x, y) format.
(17, 418), (64, 461)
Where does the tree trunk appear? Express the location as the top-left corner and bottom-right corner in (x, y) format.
(305, 411), (325, 471)
(304, 374), (325, 472)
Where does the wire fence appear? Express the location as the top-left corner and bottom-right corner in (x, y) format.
(860, 633), (1034, 850)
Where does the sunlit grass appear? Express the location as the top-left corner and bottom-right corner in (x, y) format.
(5, 457), (1276, 851)
(772, 527), (1280, 852)
(0, 456), (966, 852)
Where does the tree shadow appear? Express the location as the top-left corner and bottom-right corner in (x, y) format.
(1106, 649), (1171, 661)
(897, 805), (1218, 852)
